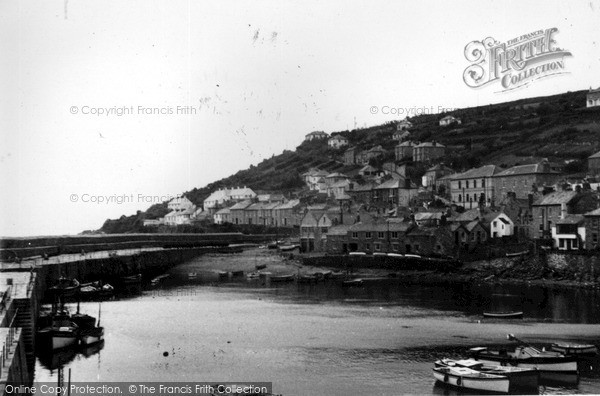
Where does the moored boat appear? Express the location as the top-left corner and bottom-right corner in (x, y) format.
(468, 346), (578, 374)
(151, 274), (170, 286)
(79, 326), (104, 346)
(278, 244), (298, 252)
(551, 342), (598, 357)
(435, 358), (539, 390)
(342, 278), (363, 287)
(482, 311), (523, 319)
(120, 273), (142, 285)
(269, 274), (295, 283)
(231, 270), (245, 277)
(37, 318), (79, 351)
(255, 264), (267, 270)
(297, 274), (318, 283)
(433, 366), (509, 394)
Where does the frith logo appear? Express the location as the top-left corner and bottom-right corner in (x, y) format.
(463, 28), (572, 92)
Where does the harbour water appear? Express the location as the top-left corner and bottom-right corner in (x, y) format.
(33, 250), (600, 395)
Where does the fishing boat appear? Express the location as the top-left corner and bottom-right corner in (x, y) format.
(246, 272), (260, 279)
(151, 274), (170, 286)
(120, 273), (142, 285)
(231, 270), (245, 277)
(269, 274), (295, 283)
(80, 326), (104, 346)
(48, 277), (80, 298)
(216, 270), (229, 279)
(37, 317), (79, 351)
(278, 244), (298, 252)
(432, 366), (510, 394)
(342, 278), (364, 287)
(468, 346), (578, 374)
(255, 264), (267, 270)
(297, 274), (318, 283)
(435, 358), (539, 390)
(78, 282), (114, 300)
(551, 342), (598, 357)
(482, 311), (523, 319)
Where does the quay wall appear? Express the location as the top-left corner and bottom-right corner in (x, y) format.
(0, 329), (30, 395)
(0, 233), (275, 260)
(302, 255), (461, 272)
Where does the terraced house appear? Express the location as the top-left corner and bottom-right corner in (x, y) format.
(492, 161), (562, 201)
(450, 165), (499, 208)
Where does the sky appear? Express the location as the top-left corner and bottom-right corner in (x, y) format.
(1, 0), (599, 237)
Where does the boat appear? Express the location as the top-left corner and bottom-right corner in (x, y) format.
(387, 253), (404, 258)
(435, 358), (539, 390)
(120, 273), (142, 285)
(297, 274), (318, 283)
(551, 342), (598, 357)
(231, 270), (245, 277)
(79, 326), (104, 346)
(246, 272), (260, 279)
(151, 274), (170, 286)
(258, 272), (272, 279)
(269, 274), (295, 283)
(349, 252), (366, 256)
(404, 254), (422, 259)
(188, 272), (198, 280)
(506, 250), (529, 258)
(37, 317), (79, 351)
(278, 244), (298, 252)
(255, 264), (267, 270)
(330, 271), (345, 279)
(482, 311), (523, 319)
(48, 277), (80, 298)
(216, 270), (229, 279)
(432, 366), (510, 394)
(78, 282), (114, 300)
(267, 242), (278, 249)
(468, 346), (578, 374)
(342, 278), (364, 287)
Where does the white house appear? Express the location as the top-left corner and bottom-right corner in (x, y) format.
(552, 215), (586, 250)
(489, 212), (514, 238)
(328, 135), (349, 149)
(203, 187), (257, 211)
(168, 196), (194, 211)
(304, 131), (329, 141)
(163, 205), (196, 226)
(302, 168), (329, 190)
(397, 120), (413, 131)
(439, 115), (461, 127)
(213, 208), (231, 224)
(587, 87), (600, 108)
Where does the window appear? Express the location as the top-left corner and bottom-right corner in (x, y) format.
(593, 233), (598, 244)
(378, 232), (385, 239)
(321, 227), (328, 233)
(493, 221), (497, 228)
(466, 180), (469, 188)
(473, 180), (477, 188)
(414, 244), (420, 252)
(366, 243), (371, 251)
(458, 181), (462, 189)
(365, 232), (372, 239)
(391, 231), (399, 239)
(392, 243), (399, 251)
(375, 243), (381, 251)
(458, 195), (462, 202)
(481, 179), (485, 187)
(471, 232), (476, 241)
(352, 232), (358, 239)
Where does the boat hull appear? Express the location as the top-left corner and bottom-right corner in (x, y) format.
(80, 327), (104, 346)
(433, 368), (509, 394)
(471, 355), (577, 373)
(483, 312), (523, 319)
(435, 359), (539, 390)
(551, 343), (598, 357)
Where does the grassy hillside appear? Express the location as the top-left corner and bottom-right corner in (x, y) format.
(98, 89), (600, 233)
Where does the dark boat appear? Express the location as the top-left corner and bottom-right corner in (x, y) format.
(120, 273), (142, 285)
(468, 346), (578, 374)
(37, 316), (79, 351)
(78, 282), (114, 301)
(435, 358), (539, 390)
(151, 274), (170, 286)
(231, 270), (245, 277)
(270, 274), (295, 283)
(48, 277), (80, 298)
(342, 278), (364, 287)
(297, 274), (318, 283)
(482, 311), (523, 319)
(255, 264), (267, 270)
(551, 342), (598, 357)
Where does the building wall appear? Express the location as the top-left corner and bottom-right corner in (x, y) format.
(413, 146), (445, 162)
(587, 92), (600, 108)
(395, 145), (413, 161)
(589, 157), (600, 176)
(531, 204), (564, 238)
(585, 215), (600, 249)
(493, 174), (560, 200)
(450, 177), (495, 208)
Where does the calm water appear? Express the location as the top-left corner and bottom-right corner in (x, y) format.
(34, 251), (600, 395)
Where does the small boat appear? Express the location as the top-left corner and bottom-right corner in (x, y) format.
(255, 264), (267, 270)
(330, 271), (345, 279)
(37, 319), (79, 351)
(49, 277), (80, 298)
(278, 244), (298, 252)
(246, 272), (260, 279)
(216, 271), (229, 279)
(551, 342), (598, 357)
(297, 274), (318, 283)
(342, 278), (363, 287)
(188, 272), (198, 280)
(120, 273), (142, 285)
(231, 270), (245, 277)
(404, 254), (422, 259)
(433, 366), (509, 394)
(483, 311), (523, 319)
(506, 250), (529, 258)
(151, 274), (170, 286)
(387, 253), (404, 258)
(267, 242), (278, 249)
(468, 345), (578, 373)
(78, 282), (114, 300)
(349, 252), (366, 256)
(79, 326), (104, 346)
(258, 272), (272, 279)
(435, 358), (539, 390)
(270, 274), (295, 283)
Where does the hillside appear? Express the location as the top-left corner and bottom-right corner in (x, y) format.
(98, 89), (600, 233)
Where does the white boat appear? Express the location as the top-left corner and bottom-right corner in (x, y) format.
(433, 366), (509, 394)
(435, 358), (539, 390)
(551, 342), (598, 357)
(469, 346), (578, 373)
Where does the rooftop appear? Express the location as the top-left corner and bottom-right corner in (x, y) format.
(451, 165), (498, 180)
(533, 191), (578, 206)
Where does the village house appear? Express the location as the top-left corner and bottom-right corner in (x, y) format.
(328, 180), (351, 199)
(405, 225), (454, 256)
(414, 212), (444, 227)
(372, 177), (418, 208)
(163, 196), (197, 225)
(358, 145), (385, 164)
(302, 168), (329, 191)
(392, 130), (411, 141)
(358, 165), (382, 179)
(347, 182), (377, 204)
(395, 141), (415, 161)
(584, 208), (600, 250)
(422, 164), (454, 190)
(489, 212), (514, 238)
(531, 191), (600, 239)
(396, 119), (413, 131)
(324, 172), (349, 187)
(325, 224), (352, 254)
(300, 209), (338, 252)
(412, 142), (445, 163)
(492, 161), (562, 201)
(304, 131), (329, 141)
(142, 218), (163, 227)
(589, 151), (600, 176)
(229, 200), (253, 225)
(213, 207), (232, 224)
(272, 199), (303, 227)
(439, 115), (461, 127)
(257, 193), (286, 204)
(452, 220), (489, 250)
(450, 165), (499, 208)
(328, 134), (349, 149)
(498, 192), (533, 240)
(587, 87), (600, 108)
(203, 187), (257, 212)
(552, 215), (586, 250)
(346, 220), (414, 253)
(343, 146), (357, 165)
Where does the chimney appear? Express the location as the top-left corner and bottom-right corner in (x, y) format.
(560, 203), (567, 220)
